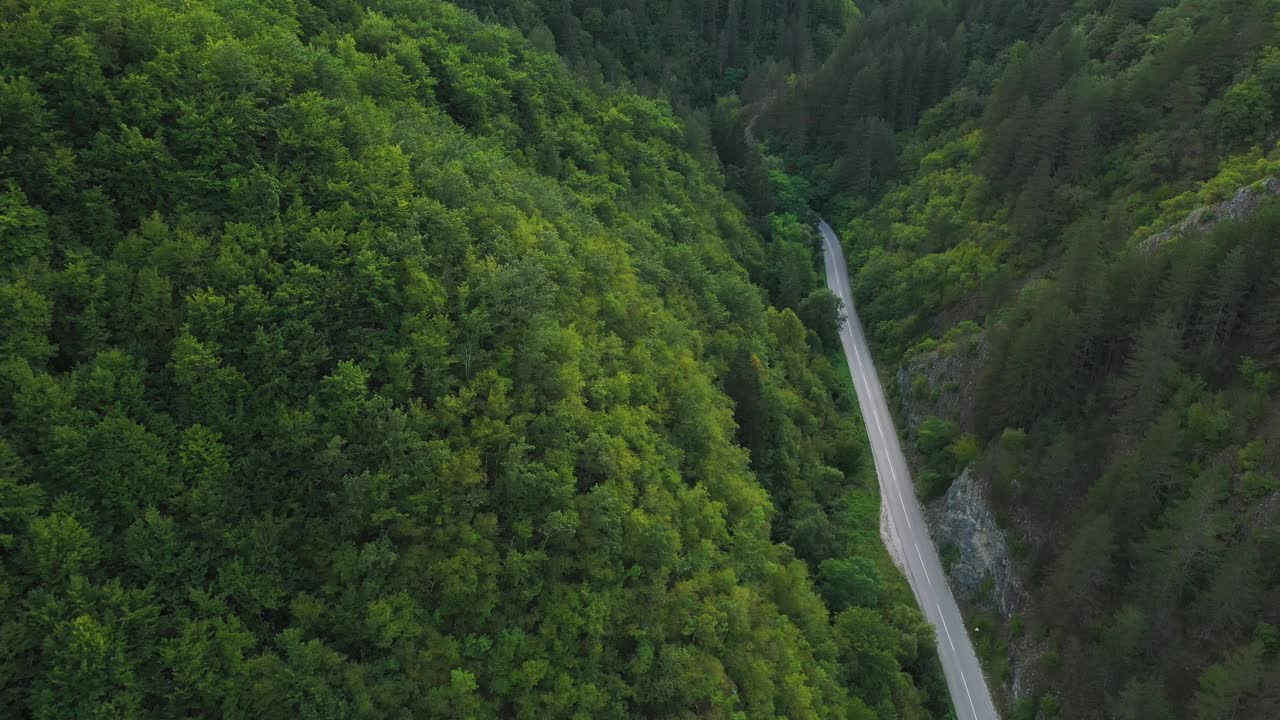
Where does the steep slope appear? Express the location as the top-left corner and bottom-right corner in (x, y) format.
(455, 0), (856, 104)
(822, 220), (999, 720)
(0, 1), (945, 718)
(769, 0), (1280, 718)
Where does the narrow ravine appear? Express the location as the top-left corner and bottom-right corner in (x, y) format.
(820, 221), (1000, 720)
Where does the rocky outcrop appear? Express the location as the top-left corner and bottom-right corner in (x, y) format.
(1142, 176), (1280, 254)
(925, 468), (1025, 618)
(893, 334), (985, 440)
(893, 333), (1038, 706)
(892, 335), (1023, 616)
(1008, 631), (1048, 702)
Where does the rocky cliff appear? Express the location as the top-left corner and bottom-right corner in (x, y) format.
(924, 467), (1024, 617)
(1143, 176), (1280, 253)
(892, 337), (1022, 618)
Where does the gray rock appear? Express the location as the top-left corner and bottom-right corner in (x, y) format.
(1142, 176), (1280, 254)
(925, 467), (1025, 619)
(890, 327), (1041, 704)
(893, 334), (985, 441)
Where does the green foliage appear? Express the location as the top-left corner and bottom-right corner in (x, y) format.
(0, 181), (48, 265)
(764, 212), (820, 310)
(969, 611), (1010, 685)
(0, 1), (942, 718)
(798, 288), (844, 350)
(947, 434), (979, 468)
(1211, 78), (1274, 148)
(917, 417), (959, 459)
(1194, 640), (1265, 720)
(819, 556), (881, 610)
(456, 0), (856, 104)
(763, 0), (1280, 716)
(914, 416), (976, 497)
(768, 168), (818, 219)
(1010, 696), (1038, 720)
(1038, 693), (1060, 718)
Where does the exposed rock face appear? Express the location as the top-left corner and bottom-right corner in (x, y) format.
(893, 336), (985, 440)
(925, 467), (1025, 618)
(1008, 631), (1047, 701)
(892, 336), (1024, 616)
(1143, 176), (1280, 254)
(892, 328), (1039, 705)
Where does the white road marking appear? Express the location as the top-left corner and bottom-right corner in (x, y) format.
(824, 221), (993, 720)
(961, 671), (979, 719)
(915, 544), (931, 585)
(937, 603), (957, 652)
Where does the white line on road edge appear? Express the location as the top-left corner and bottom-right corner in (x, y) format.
(824, 221), (994, 720)
(937, 603), (956, 652)
(961, 671), (979, 719)
(915, 544), (931, 585)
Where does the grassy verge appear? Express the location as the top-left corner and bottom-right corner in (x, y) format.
(826, 348), (912, 597)
(821, 255), (954, 718)
(828, 346), (955, 717)
(969, 609), (1011, 687)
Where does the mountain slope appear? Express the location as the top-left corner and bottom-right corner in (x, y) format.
(769, 0), (1280, 717)
(0, 1), (944, 718)
(455, 0), (856, 103)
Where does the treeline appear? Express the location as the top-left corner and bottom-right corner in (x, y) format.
(771, 0), (1052, 194)
(456, 0), (855, 103)
(784, 0), (1280, 717)
(981, 0), (1276, 242)
(0, 0), (955, 718)
(976, 204), (1280, 720)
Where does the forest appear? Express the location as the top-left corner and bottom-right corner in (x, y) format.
(760, 0), (1280, 717)
(4, 0), (1279, 718)
(455, 0), (855, 104)
(0, 1), (952, 719)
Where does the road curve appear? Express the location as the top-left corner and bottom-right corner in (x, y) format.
(819, 220), (1000, 720)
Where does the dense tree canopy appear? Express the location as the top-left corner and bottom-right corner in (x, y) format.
(456, 0), (856, 103)
(768, 0), (1280, 717)
(13, 0), (1277, 717)
(0, 1), (951, 718)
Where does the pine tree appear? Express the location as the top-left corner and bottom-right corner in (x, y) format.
(1135, 466), (1229, 615)
(1044, 514), (1116, 628)
(1194, 641), (1265, 720)
(1194, 245), (1248, 361)
(1113, 314), (1181, 431)
(946, 22), (969, 88)
(1013, 158), (1057, 241)
(1243, 279), (1280, 367)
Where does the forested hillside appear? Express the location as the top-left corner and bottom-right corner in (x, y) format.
(0, 1), (950, 718)
(776, 0), (1046, 191)
(456, 0), (855, 103)
(770, 0), (1280, 717)
(8, 0), (1277, 717)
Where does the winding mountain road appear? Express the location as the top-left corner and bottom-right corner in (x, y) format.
(819, 220), (1000, 720)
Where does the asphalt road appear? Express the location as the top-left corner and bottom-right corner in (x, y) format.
(819, 220), (1000, 720)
